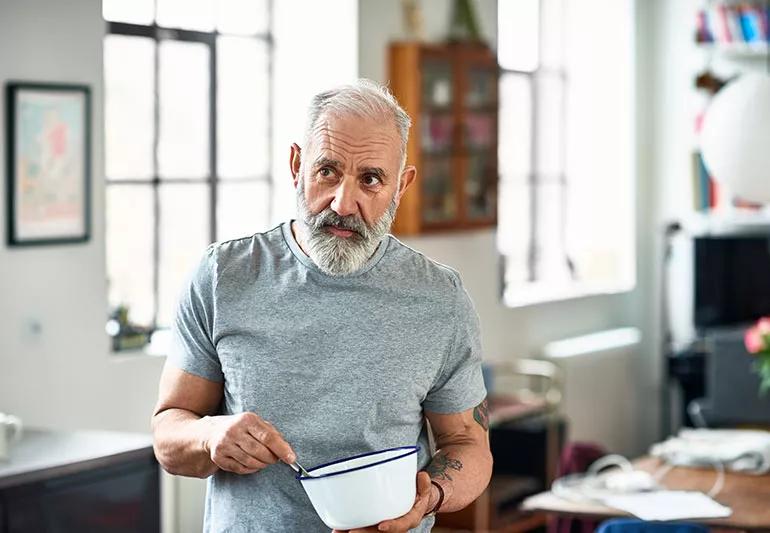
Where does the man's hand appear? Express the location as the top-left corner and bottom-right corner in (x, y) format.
(203, 412), (296, 475)
(332, 471), (436, 533)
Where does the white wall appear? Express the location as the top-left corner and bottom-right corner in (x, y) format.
(359, 0), (660, 454)
(633, 0), (663, 450)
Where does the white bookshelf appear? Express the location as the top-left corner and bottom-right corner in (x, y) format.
(683, 209), (770, 236)
(697, 41), (770, 58)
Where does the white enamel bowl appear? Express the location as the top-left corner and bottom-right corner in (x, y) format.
(298, 445), (420, 530)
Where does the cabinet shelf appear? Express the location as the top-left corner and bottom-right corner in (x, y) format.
(681, 209), (770, 236)
(696, 41), (770, 57)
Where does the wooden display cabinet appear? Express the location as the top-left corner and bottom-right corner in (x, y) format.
(388, 42), (499, 236)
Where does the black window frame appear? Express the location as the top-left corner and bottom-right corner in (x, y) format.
(498, 0), (571, 286)
(104, 3), (274, 346)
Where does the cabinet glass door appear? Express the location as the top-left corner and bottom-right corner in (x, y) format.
(422, 59), (453, 110)
(465, 66), (496, 109)
(461, 55), (498, 223)
(465, 152), (497, 220)
(421, 155), (456, 224)
(421, 54), (459, 227)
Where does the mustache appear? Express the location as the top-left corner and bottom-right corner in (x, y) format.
(307, 209), (370, 239)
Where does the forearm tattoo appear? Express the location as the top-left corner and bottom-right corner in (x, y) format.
(426, 452), (463, 481)
(473, 398), (489, 431)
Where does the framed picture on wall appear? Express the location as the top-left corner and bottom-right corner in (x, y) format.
(5, 82), (91, 246)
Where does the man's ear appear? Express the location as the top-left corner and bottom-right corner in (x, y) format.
(289, 143), (302, 187)
(395, 165), (417, 206)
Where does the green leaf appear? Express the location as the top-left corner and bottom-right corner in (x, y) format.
(753, 357), (770, 396)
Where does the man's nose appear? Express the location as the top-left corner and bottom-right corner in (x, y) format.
(330, 179), (359, 218)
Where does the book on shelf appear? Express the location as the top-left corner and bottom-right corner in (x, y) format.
(739, 5), (764, 42)
(690, 150), (764, 214)
(696, 2), (770, 44)
(691, 151), (719, 212)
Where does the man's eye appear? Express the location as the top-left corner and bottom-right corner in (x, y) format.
(363, 174), (382, 187)
(319, 167), (334, 178)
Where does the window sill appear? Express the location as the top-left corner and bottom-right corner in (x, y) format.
(110, 328), (170, 359)
(502, 280), (635, 309)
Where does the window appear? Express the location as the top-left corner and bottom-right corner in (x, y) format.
(103, 0), (273, 350)
(497, 0), (635, 307)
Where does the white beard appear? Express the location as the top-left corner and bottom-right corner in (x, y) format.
(295, 179), (397, 276)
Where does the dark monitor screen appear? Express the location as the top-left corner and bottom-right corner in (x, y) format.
(695, 236), (770, 328)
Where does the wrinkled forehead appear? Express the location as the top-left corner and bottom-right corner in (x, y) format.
(306, 112), (402, 164)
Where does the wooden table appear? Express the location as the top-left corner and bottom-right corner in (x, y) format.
(521, 457), (770, 531)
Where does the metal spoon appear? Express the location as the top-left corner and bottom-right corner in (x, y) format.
(288, 460), (313, 478)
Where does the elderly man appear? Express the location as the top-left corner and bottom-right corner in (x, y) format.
(152, 79), (492, 532)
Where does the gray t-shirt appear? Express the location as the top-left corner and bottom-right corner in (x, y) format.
(168, 221), (486, 533)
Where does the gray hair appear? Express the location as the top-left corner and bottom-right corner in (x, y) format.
(303, 79), (412, 169)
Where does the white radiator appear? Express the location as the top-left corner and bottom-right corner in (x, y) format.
(542, 327), (641, 456)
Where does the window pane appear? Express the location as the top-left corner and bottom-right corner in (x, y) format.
(156, 0), (215, 31)
(498, 0), (540, 72)
(158, 183), (211, 327)
(103, 0), (154, 24)
(497, 181), (530, 259)
(533, 181), (570, 281)
(217, 36), (269, 179)
(535, 73), (565, 175)
(540, 0), (565, 68)
(106, 185), (155, 327)
(217, 0), (269, 35)
(503, 255), (529, 289)
(104, 35), (155, 180)
(217, 181), (270, 241)
(499, 74), (532, 177)
(159, 40), (210, 179)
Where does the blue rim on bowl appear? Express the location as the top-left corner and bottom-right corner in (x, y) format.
(296, 445), (421, 481)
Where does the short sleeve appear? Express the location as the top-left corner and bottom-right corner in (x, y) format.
(423, 278), (487, 413)
(167, 243), (224, 382)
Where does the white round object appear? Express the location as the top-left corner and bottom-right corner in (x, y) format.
(700, 73), (770, 202)
(299, 446), (419, 530)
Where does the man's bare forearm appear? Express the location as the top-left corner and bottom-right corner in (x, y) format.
(424, 442), (492, 513)
(424, 399), (493, 514)
(152, 408), (218, 478)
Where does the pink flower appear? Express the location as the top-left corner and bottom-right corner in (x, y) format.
(745, 326), (765, 354)
(746, 319), (770, 395)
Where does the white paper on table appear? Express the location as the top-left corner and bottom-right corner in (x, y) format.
(600, 491), (732, 521)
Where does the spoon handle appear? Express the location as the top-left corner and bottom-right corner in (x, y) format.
(289, 462), (311, 477)
(289, 461), (313, 477)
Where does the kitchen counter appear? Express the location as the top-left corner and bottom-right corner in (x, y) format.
(0, 428), (153, 489)
(0, 428), (159, 533)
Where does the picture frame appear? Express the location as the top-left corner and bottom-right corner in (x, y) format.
(5, 82), (91, 246)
